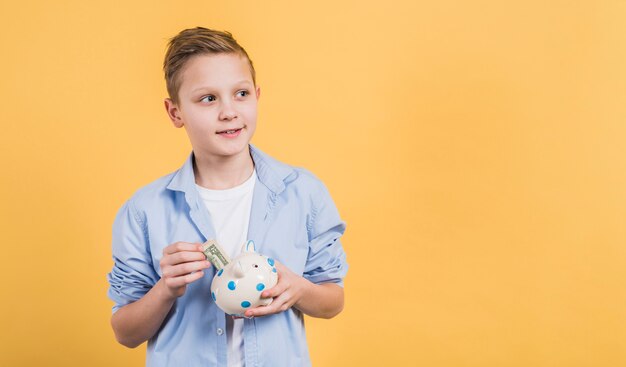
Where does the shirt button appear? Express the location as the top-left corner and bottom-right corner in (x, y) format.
(216, 328), (224, 336)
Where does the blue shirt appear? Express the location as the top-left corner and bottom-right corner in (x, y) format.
(107, 145), (348, 367)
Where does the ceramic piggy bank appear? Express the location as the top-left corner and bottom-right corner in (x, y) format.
(210, 240), (278, 316)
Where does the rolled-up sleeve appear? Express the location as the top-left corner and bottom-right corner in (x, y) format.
(303, 183), (348, 287)
(107, 199), (159, 313)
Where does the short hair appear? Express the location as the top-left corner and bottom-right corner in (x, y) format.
(163, 27), (256, 104)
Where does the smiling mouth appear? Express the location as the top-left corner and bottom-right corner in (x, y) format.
(216, 127), (244, 135)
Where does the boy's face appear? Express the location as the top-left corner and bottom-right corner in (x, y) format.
(165, 53), (260, 161)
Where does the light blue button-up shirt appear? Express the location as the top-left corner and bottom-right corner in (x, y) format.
(107, 145), (348, 366)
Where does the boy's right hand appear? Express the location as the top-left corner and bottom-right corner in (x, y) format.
(159, 242), (212, 300)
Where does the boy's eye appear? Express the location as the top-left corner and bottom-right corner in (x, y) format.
(236, 90), (249, 98)
(200, 95), (216, 103)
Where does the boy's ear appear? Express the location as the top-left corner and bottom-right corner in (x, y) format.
(164, 98), (184, 128)
(255, 86), (261, 100)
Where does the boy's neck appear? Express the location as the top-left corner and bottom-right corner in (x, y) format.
(193, 147), (255, 190)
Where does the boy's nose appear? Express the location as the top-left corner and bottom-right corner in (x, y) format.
(218, 103), (238, 121)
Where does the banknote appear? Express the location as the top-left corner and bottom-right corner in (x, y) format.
(201, 239), (231, 270)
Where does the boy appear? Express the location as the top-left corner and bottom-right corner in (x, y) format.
(107, 27), (348, 367)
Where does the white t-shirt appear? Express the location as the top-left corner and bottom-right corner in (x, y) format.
(196, 169), (257, 367)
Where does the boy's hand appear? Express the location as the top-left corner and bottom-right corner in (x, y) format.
(159, 242), (212, 300)
(243, 261), (310, 318)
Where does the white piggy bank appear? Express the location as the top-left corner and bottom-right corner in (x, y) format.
(210, 240), (278, 316)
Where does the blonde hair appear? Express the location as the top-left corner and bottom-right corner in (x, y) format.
(163, 27), (256, 104)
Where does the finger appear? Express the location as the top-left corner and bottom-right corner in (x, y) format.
(163, 242), (202, 255)
(163, 260), (211, 278)
(245, 302), (278, 318)
(184, 270), (205, 284)
(164, 270), (204, 288)
(162, 251), (207, 266)
(246, 293), (291, 317)
(274, 261), (286, 272)
(261, 280), (288, 299)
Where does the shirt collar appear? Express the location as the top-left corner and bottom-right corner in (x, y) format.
(166, 144), (292, 196)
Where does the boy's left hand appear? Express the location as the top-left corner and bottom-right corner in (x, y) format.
(243, 261), (310, 318)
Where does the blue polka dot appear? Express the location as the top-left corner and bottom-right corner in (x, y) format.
(272, 267), (277, 273)
(217, 269), (223, 277)
(211, 292), (216, 301)
(267, 258), (275, 266)
(228, 281), (236, 290)
(241, 301), (251, 308)
(256, 283), (265, 291)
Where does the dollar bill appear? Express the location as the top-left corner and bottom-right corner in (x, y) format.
(201, 239), (231, 270)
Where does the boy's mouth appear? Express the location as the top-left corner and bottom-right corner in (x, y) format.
(216, 127), (243, 135)
(216, 127), (244, 138)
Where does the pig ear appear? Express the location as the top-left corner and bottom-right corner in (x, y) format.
(243, 240), (256, 253)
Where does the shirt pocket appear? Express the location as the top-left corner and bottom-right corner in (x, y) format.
(148, 215), (206, 277)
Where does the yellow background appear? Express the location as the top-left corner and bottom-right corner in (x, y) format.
(1, 0), (625, 366)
